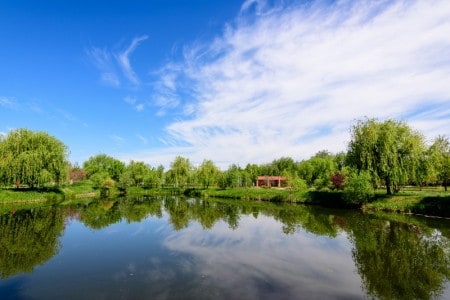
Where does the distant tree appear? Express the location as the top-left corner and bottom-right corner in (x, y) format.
(169, 156), (192, 188)
(0, 129), (68, 188)
(197, 159), (220, 189)
(83, 154), (125, 182)
(298, 150), (336, 189)
(89, 171), (111, 190)
(271, 157), (296, 176)
(245, 163), (260, 185)
(117, 171), (133, 193)
(334, 152), (347, 171)
(346, 118), (425, 195)
(428, 136), (450, 191)
(297, 160), (314, 186)
(143, 165), (164, 188)
(126, 160), (150, 186)
(68, 164), (87, 183)
(224, 164), (243, 188)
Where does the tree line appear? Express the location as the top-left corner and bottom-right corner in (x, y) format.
(0, 118), (449, 197)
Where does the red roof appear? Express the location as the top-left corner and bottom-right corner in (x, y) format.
(256, 176), (286, 180)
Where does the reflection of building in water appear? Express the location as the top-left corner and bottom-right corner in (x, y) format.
(256, 176), (287, 187)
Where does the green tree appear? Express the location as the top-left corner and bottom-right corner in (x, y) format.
(117, 170), (133, 193)
(83, 154), (125, 182)
(0, 129), (68, 188)
(347, 118), (425, 195)
(197, 159), (220, 188)
(271, 157), (296, 176)
(168, 156), (192, 188)
(126, 160), (150, 186)
(224, 164), (243, 188)
(297, 151), (336, 189)
(143, 166), (164, 188)
(428, 136), (450, 191)
(245, 163), (260, 186)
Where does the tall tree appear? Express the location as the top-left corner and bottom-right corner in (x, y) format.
(126, 160), (150, 186)
(83, 154), (125, 182)
(347, 118), (425, 194)
(428, 136), (450, 191)
(168, 156), (192, 188)
(297, 151), (336, 188)
(197, 159), (220, 189)
(0, 129), (68, 188)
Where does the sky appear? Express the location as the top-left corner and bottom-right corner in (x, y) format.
(1, 0), (449, 169)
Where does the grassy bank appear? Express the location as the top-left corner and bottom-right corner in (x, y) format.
(364, 188), (450, 218)
(0, 182), (98, 205)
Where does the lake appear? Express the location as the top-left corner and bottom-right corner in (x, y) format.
(0, 196), (449, 299)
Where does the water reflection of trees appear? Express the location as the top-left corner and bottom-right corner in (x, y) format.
(77, 197), (164, 229)
(346, 216), (450, 300)
(0, 207), (65, 278)
(86, 197), (448, 299)
(0, 196), (448, 299)
(132, 196), (450, 300)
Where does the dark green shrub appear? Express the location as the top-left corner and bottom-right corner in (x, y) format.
(343, 171), (374, 205)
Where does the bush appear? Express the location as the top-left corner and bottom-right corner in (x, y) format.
(343, 171), (374, 205)
(290, 177), (308, 192)
(330, 172), (346, 190)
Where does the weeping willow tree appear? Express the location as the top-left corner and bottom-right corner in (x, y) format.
(347, 118), (425, 195)
(0, 129), (68, 188)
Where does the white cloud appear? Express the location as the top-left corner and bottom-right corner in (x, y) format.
(136, 134), (148, 145)
(0, 97), (17, 109)
(86, 47), (120, 87)
(139, 0), (450, 168)
(87, 35), (148, 87)
(110, 134), (125, 144)
(116, 35), (148, 86)
(124, 95), (146, 112)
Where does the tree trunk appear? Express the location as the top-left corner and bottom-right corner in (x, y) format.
(386, 178), (392, 195)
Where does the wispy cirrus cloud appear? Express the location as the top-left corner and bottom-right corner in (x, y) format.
(137, 0), (450, 168)
(124, 96), (145, 112)
(136, 133), (148, 145)
(87, 35), (148, 88)
(116, 35), (148, 86)
(110, 134), (126, 144)
(56, 108), (88, 127)
(0, 96), (18, 109)
(85, 47), (120, 87)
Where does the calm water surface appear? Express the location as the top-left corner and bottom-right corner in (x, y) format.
(0, 197), (449, 299)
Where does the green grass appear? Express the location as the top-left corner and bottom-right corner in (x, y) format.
(0, 187), (62, 203)
(365, 187), (450, 217)
(59, 181), (98, 197)
(0, 181), (98, 205)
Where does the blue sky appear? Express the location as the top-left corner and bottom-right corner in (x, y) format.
(1, 0), (449, 169)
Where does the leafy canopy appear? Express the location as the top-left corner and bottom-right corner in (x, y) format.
(346, 118), (425, 194)
(0, 129), (68, 188)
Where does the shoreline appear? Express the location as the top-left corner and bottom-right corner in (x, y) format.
(1, 186), (448, 218)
